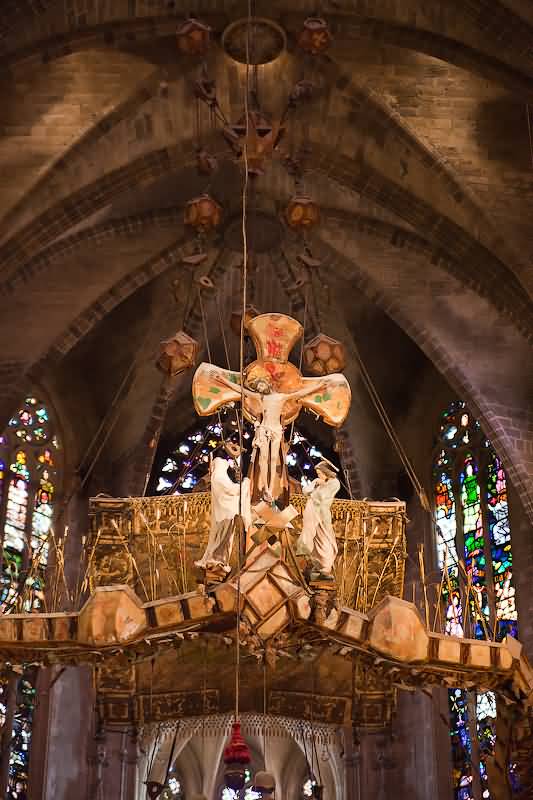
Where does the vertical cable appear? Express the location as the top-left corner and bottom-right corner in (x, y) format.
(288, 283), (309, 448)
(263, 662), (267, 764)
(235, 0), (253, 724)
(527, 104), (533, 169)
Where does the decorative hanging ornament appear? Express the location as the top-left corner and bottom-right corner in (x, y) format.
(297, 250), (322, 270)
(230, 304), (261, 338)
(285, 195), (320, 231)
(156, 331), (199, 377)
(223, 109), (285, 176)
(181, 252), (208, 267)
(297, 18), (333, 55)
(303, 333), (346, 376)
(196, 275), (216, 292)
(184, 194), (222, 232)
(176, 17), (211, 56)
(223, 722), (251, 791)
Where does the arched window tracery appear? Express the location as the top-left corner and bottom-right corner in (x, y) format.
(150, 407), (341, 498)
(433, 401), (517, 800)
(0, 395), (62, 800)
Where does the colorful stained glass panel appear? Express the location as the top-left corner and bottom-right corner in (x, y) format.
(487, 453), (517, 641)
(435, 402), (519, 800)
(4, 478), (28, 553)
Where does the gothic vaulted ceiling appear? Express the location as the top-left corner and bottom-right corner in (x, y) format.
(0, 0), (532, 518)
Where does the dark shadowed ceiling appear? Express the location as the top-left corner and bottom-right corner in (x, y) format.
(0, 0), (532, 517)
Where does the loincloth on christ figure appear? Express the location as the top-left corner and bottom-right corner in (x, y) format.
(249, 421), (288, 504)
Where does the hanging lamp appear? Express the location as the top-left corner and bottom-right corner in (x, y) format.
(184, 194), (222, 232)
(297, 18), (332, 55)
(156, 331), (199, 378)
(223, 721), (251, 791)
(303, 334), (346, 376)
(285, 195), (320, 231)
(177, 18), (211, 56)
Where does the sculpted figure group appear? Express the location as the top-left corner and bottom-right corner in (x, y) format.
(191, 313), (351, 582)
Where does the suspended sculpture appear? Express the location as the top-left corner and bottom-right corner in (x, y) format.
(296, 459), (341, 580)
(192, 313), (351, 507)
(194, 442), (251, 575)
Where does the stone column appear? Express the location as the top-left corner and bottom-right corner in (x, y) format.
(357, 732), (394, 800)
(88, 728), (137, 800)
(342, 726), (360, 800)
(390, 689), (453, 800)
(43, 666), (93, 800)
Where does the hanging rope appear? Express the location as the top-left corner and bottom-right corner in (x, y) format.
(288, 281), (309, 447)
(263, 662), (268, 765)
(351, 340), (430, 511)
(299, 719), (313, 782)
(145, 723), (161, 786)
(310, 666), (323, 788)
(527, 104), (533, 170)
(198, 286), (213, 365)
(215, 287), (232, 371)
(234, 0), (253, 725)
(162, 724), (179, 788)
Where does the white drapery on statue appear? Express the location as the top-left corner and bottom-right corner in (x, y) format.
(297, 476), (340, 575)
(195, 457), (252, 572)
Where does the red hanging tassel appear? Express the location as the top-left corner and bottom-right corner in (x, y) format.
(224, 722), (251, 790)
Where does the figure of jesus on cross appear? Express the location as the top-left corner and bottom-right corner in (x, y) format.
(215, 366), (328, 500)
(192, 313), (351, 506)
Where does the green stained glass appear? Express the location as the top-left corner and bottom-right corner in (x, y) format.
(0, 397), (61, 796)
(434, 402), (519, 800)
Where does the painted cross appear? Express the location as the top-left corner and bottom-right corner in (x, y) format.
(193, 313), (351, 425)
(192, 313), (351, 501)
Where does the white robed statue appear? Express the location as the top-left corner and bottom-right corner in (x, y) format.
(195, 444), (252, 573)
(296, 460), (340, 579)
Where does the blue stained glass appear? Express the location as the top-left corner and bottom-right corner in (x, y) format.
(486, 453), (517, 642)
(7, 671), (36, 799)
(36, 407), (48, 423)
(449, 688), (473, 799)
(435, 402), (519, 799)
(0, 397), (59, 798)
(152, 410), (340, 497)
(444, 425), (458, 441)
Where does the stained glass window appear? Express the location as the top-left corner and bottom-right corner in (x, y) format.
(486, 453), (516, 640)
(161, 774), (183, 800)
(222, 788), (262, 800)
(460, 452), (489, 639)
(433, 402), (517, 800)
(7, 669), (36, 800)
(220, 769), (262, 800)
(0, 396), (61, 799)
(150, 407), (341, 497)
(0, 676), (9, 731)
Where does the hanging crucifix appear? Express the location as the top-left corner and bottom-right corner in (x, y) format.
(192, 313), (351, 507)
